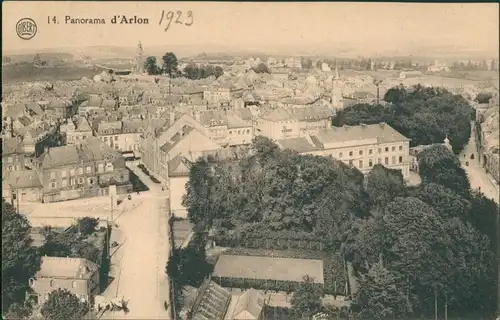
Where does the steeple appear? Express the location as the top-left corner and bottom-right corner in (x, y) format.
(135, 41), (145, 73)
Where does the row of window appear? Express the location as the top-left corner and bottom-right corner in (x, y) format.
(49, 163), (113, 179)
(339, 145), (404, 158)
(347, 156), (404, 169)
(229, 129), (251, 135)
(50, 177), (94, 189)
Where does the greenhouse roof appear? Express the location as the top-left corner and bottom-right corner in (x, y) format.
(213, 255), (324, 284)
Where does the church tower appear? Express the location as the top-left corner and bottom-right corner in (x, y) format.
(331, 62), (344, 111)
(135, 41), (145, 73)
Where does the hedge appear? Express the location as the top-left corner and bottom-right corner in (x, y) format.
(213, 276), (323, 294)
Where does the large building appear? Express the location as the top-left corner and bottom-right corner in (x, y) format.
(29, 256), (100, 305)
(276, 123), (411, 179)
(34, 137), (131, 202)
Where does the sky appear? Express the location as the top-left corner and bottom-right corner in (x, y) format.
(3, 2), (499, 56)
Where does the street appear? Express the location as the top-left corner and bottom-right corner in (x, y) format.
(101, 163), (171, 319)
(459, 122), (499, 204)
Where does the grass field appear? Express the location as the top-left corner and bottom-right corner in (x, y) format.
(2, 63), (100, 83)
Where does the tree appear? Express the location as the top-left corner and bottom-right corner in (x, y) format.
(417, 145), (471, 197)
(291, 275), (323, 318)
(356, 261), (407, 319)
(144, 56), (161, 75)
(41, 289), (88, 320)
(365, 165), (407, 214)
(301, 57), (313, 69)
(2, 198), (41, 312)
(162, 52), (178, 77)
(475, 92), (493, 104)
(76, 217), (98, 236)
(414, 183), (471, 220)
(166, 233), (210, 287)
(252, 62), (270, 74)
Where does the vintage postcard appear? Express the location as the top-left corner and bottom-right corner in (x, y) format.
(2, 2), (499, 320)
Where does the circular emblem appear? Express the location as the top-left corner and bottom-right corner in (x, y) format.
(16, 18), (37, 40)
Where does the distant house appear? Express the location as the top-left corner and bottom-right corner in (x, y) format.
(7, 170), (43, 203)
(29, 256), (100, 305)
(399, 70), (423, 79)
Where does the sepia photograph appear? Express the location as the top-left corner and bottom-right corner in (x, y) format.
(1, 2), (499, 320)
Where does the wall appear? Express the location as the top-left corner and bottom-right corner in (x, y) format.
(169, 176), (189, 219)
(32, 277), (90, 305)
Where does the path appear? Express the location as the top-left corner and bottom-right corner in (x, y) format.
(100, 163), (171, 319)
(459, 121), (499, 204)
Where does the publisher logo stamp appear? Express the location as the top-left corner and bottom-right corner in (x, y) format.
(16, 18), (37, 40)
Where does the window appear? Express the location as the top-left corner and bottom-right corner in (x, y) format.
(61, 170), (67, 178)
(50, 172), (56, 179)
(238, 130), (241, 134)
(246, 129), (250, 134)
(61, 179), (67, 187)
(384, 157), (389, 165)
(50, 182), (56, 189)
(86, 166), (91, 173)
(72, 281), (76, 288)
(368, 149), (373, 155)
(78, 167), (84, 175)
(8, 166), (13, 171)
(385, 147), (389, 152)
(349, 151), (353, 156)
(399, 156), (403, 163)
(229, 131), (232, 135)
(70, 169), (76, 176)
(378, 158), (382, 164)
(399, 145), (403, 151)
(348, 159), (353, 166)
(78, 178), (84, 184)
(369, 159), (373, 167)
(339, 152), (343, 158)
(392, 146), (396, 151)
(6, 157), (12, 163)
(88, 178), (94, 185)
(98, 164), (104, 173)
(378, 148), (382, 153)
(359, 160), (363, 168)
(115, 136), (118, 141)
(392, 156), (396, 164)
(359, 150), (363, 156)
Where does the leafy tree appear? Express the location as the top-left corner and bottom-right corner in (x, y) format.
(76, 217), (98, 236)
(414, 183), (471, 220)
(162, 52), (178, 77)
(417, 145), (471, 197)
(291, 275), (323, 318)
(475, 92), (493, 104)
(301, 57), (313, 69)
(365, 165), (407, 214)
(144, 56), (161, 75)
(41, 289), (88, 320)
(166, 233), (210, 287)
(356, 261), (407, 319)
(340, 85), (473, 153)
(252, 62), (270, 74)
(2, 198), (41, 312)
(3, 301), (34, 320)
(183, 64), (224, 80)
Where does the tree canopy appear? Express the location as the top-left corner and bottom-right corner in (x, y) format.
(162, 52), (178, 76)
(144, 56), (162, 75)
(291, 275), (323, 318)
(332, 85), (473, 153)
(2, 198), (41, 313)
(183, 64), (224, 80)
(252, 63), (270, 74)
(41, 289), (88, 320)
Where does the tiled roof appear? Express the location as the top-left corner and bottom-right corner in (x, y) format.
(314, 123), (410, 146)
(231, 289), (265, 319)
(37, 256), (99, 279)
(277, 137), (322, 153)
(8, 170), (43, 189)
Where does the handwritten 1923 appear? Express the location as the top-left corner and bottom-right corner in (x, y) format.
(159, 10), (193, 32)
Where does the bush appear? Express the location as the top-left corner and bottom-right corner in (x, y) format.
(76, 217), (98, 236)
